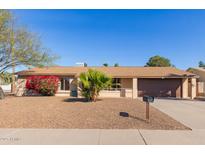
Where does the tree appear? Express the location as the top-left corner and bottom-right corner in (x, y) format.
(145, 55), (172, 67)
(84, 63), (88, 67)
(103, 63), (108, 67)
(199, 61), (205, 67)
(0, 72), (12, 84)
(0, 10), (58, 98)
(114, 63), (119, 67)
(0, 11), (57, 73)
(79, 69), (112, 102)
(0, 72), (12, 99)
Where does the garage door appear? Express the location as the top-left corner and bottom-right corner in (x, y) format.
(138, 78), (182, 98)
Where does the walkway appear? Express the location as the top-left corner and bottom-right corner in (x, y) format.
(0, 128), (205, 145)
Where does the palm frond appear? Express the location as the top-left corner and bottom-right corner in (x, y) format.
(79, 69), (112, 102)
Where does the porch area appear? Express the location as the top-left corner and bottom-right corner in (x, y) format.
(15, 75), (197, 100)
(55, 77), (135, 98)
(55, 77), (197, 100)
(55, 76), (78, 97)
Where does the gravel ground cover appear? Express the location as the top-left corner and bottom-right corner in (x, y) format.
(0, 96), (190, 130)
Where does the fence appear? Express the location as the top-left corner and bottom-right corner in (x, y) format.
(100, 88), (133, 98)
(0, 84), (11, 93)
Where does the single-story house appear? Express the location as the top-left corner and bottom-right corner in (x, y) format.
(187, 67), (205, 96)
(15, 66), (198, 99)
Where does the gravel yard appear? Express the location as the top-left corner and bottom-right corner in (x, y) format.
(0, 96), (190, 130)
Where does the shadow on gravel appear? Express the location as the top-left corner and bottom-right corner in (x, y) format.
(63, 98), (88, 103)
(63, 98), (102, 103)
(119, 112), (147, 123)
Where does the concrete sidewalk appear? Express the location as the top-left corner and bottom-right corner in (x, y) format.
(140, 129), (205, 145)
(0, 129), (144, 145)
(0, 129), (205, 145)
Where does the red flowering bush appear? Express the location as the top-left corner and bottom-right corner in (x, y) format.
(26, 76), (59, 96)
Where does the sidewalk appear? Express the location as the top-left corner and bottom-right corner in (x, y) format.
(0, 129), (143, 145)
(1, 129), (205, 145)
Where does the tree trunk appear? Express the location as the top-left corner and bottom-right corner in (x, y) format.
(92, 92), (98, 102)
(93, 95), (97, 102)
(0, 86), (5, 100)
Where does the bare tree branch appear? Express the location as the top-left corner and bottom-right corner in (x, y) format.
(0, 10), (59, 74)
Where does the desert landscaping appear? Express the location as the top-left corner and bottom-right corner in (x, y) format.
(0, 96), (189, 130)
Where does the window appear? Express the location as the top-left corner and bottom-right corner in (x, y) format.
(112, 78), (121, 89)
(60, 77), (70, 91)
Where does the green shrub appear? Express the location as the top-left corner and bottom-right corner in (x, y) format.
(79, 69), (112, 102)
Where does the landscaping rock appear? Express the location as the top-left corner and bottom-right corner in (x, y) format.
(0, 97), (190, 129)
(23, 89), (42, 96)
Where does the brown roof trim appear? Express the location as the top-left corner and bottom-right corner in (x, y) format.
(16, 66), (198, 78)
(17, 73), (77, 76)
(74, 75), (198, 79)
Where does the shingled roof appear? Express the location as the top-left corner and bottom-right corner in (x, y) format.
(16, 66), (197, 78)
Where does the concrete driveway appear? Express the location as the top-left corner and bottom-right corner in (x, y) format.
(152, 99), (205, 129)
(135, 98), (205, 144)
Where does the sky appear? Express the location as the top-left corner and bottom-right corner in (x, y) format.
(12, 9), (205, 70)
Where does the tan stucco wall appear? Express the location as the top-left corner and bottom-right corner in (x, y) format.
(99, 90), (121, 98)
(188, 69), (204, 96)
(191, 78), (197, 99)
(181, 78), (197, 99)
(99, 89), (132, 98)
(117, 78), (133, 98)
(121, 78), (132, 89)
(124, 89), (132, 98)
(15, 77), (27, 96)
(55, 92), (70, 96)
(197, 82), (205, 95)
(190, 69), (205, 82)
(182, 78), (188, 98)
(132, 78), (138, 99)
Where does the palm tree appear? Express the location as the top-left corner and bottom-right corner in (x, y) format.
(0, 72), (12, 84)
(79, 69), (112, 102)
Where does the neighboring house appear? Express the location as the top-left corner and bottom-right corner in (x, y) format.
(15, 66), (198, 99)
(187, 67), (205, 96)
(0, 84), (11, 93)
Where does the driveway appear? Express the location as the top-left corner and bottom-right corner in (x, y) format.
(151, 99), (205, 129)
(133, 99), (205, 144)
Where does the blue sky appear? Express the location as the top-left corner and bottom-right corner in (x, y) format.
(13, 9), (205, 70)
